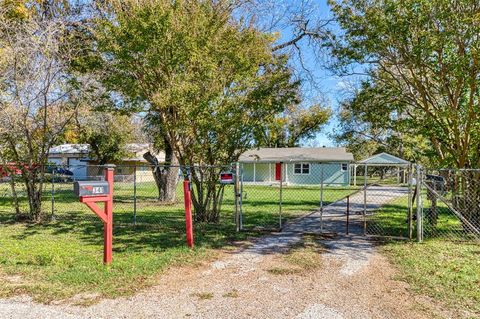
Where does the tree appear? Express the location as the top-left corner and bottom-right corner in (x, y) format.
(327, 0), (480, 230)
(78, 112), (135, 165)
(259, 103), (330, 147)
(327, 0), (480, 168)
(0, 4), (90, 221)
(334, 80), (436, 165)
(84, 0), (299, 222)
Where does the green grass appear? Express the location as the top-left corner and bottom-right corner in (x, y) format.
(0, 181), (357, 302)
(382, 240), (480, 317)
(372, 193), (480, 317)
(366, 193), (468, 239)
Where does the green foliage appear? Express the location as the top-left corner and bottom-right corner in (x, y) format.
(328, 0), (480, 168)
(78, 113), (135, 165)
(334, 80), (436, 164)
(81, 0), (299, 222)
(260, 103), (331, 147)
(84, 0), (298, 165)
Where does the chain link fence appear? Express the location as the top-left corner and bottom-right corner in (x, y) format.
(0, 162), (479, 243)
(421, 168), (480, 241)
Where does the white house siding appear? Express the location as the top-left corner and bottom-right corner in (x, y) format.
(241, 162), (350, 186)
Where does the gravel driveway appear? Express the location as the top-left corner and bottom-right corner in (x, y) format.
(0, 186), (444, 319)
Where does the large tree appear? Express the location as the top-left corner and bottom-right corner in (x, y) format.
(328, 0), (480, 168)
(328, 0), (480, 231)
(0, 3), (90, 221)
(259, 103), (330, 147)
(334, 79), (436, 165)
(83, 0), (298, 222)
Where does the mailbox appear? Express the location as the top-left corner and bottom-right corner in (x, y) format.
(74, 181), (110, 197)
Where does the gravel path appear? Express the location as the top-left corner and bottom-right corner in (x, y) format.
(0, 186), (443, 319)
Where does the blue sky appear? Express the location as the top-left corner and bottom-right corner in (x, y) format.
(268, 0), (345, 147)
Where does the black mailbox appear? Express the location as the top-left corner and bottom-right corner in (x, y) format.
(74, 181), (110, 197)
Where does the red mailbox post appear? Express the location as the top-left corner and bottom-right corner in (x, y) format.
(75, 165), (114, 264)
(183, 178), (194, 248)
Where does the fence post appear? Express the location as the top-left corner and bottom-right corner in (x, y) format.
(363, 164), (368, 235)
(279, 162), (283, 230)
(416, 164), (423, 242)
(407, 164), (413, 239)
(320, 163), (324, 232)
(346, 195), (350, 235)
(234, 162), (240, 232)
(133, 165), (137, 225)
(51, 168), (55, 220)
(239, 163), (244, 230)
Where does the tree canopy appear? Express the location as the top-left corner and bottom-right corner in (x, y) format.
(328, 0), (480, 168)
(80, 0), (300, 221)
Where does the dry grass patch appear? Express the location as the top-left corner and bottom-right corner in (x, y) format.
(267, 234), (324, 276)
(222, 289), (239, 298)
(191, 292), (214, 300)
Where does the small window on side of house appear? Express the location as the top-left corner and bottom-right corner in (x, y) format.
(294, 163), (310, 175)
(294, 163), (302, 174)
(302, 163), (310, 174)
(341, 163), (348, 171)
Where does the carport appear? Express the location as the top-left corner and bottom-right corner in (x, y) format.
(352, 152), (411, 186)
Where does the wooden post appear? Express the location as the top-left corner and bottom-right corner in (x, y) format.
(279, 162), (283, 230)
(79, 165), (115, 265)
(183, 179), (194, 248)
(234, 162), (241, 232)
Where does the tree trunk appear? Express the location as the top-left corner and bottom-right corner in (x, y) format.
(189, 167), (224, 223)
(9, 174), (21, 219)
(24, 171), (44, 222)
(143, 144), (179, 203)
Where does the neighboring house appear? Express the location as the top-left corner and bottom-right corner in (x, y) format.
(238, 147), (354, 186)
(48, 144), (165, 182)
(48, 144), (90, 180)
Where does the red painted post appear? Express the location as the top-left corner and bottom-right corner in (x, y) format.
(104, 166), (114, 264)
(183, 179), (194, 248)
(78, 165), (114, 265)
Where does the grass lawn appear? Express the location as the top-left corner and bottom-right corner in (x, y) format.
(0, 181), (357, 303)
(382, 240), (480, 317)
(372, 193), (480, 316)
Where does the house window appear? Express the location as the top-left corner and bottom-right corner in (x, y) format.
(294, 163), (310, 175)
(341, 163), (348, 171)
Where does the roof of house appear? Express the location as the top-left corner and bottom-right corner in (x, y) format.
(49, 143), (165, 163)
(239, 147), (354, 163)
(357, 152), (410, 166)
(122, 144), (166, 163)
(49, 144), (90, 155)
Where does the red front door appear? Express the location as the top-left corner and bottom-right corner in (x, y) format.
(275, 162), (282, 181)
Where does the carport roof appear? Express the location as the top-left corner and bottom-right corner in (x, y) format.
(239, 147), (354, 163)
(357, 152), (410, 166)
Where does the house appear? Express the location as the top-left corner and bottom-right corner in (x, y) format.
(238, 147), (354, 186)
(48, 143), (165, 181)
(48, 144), (90, 180)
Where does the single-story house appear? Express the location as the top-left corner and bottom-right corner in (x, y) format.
(238, 147), (354, 186)
(48, 143), (165, 181)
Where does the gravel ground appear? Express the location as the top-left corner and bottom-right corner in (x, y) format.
(0, 186), (446, 319)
